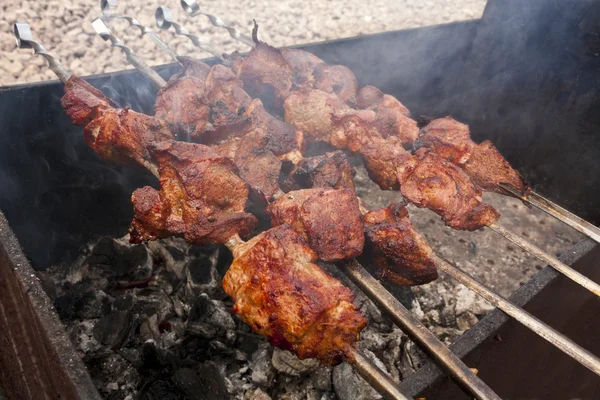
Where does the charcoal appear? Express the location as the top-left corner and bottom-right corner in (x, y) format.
(76, 289), (111, 319)
(333, 359), (383, 400)
(186, 294), (235, 339)
(154, 269), (181, 295)
(93, 294), (136, 348)
(271, 348), (319, 377)
(172, 368), (209, 400)
(311, 367), (333, 392)
(138, 378), (183, 400)
(249, 344), (276, 387)
(87, 237), (153, 282)
(183, 253), (221, 301)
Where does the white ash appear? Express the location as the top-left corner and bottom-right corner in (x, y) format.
(0, 1), (486, 87)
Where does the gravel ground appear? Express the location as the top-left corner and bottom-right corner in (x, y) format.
(0, 0), (486, 86)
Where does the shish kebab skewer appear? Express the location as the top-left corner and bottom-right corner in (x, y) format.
(14, 23), (411, 400)
(197, 4), (600, 246)
(116, 17), (600, 380)
(139, 21), (600, 375)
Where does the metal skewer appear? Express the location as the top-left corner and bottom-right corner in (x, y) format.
(100, 0), (179, 62)
(432, 253), (600, 376)
(13, 23), (71, 84)
(155, 7), (224, 61)
(179, 0), (255, 47)
(91, 17), (167, 89)
(487, 223), (600, 297)
(499, 183), (600, 243)
(340, 260), (501, 400)
(346, 347), (413, 400)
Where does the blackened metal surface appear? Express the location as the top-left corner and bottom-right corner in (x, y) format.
(399, 238), (599, 398)
(0, 210), (101, 400)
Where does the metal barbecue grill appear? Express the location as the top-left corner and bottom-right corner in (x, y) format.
(1, 0), (599, 399)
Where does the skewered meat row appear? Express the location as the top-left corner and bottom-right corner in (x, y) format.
(225, 30), (527, 230)
(59, 75), (368, 365)
(416, 116), (530, 195)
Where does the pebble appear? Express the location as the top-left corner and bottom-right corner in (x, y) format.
(0, 0), (487, 86)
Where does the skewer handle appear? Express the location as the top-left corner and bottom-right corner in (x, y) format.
(13, 23), (71, 83)
(433, 254), (600, 376)
(91, 18), (167, 89)
(180, 0), (255, 47)
(155, 7), (224, 61)
(346, 347), (412, 400)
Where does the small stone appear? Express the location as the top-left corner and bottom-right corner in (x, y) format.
(272, 348), (320, 376)
(456, 310), (479, 331)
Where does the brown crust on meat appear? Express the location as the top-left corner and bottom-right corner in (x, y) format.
(267, 188), (365, 262)
(359, 203), (438, 286)
(222, 224), (367, 365)
(61, 76), (116, 126)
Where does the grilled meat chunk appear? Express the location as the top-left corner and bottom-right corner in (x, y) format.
(154, 59), (210, 138)
(129, 141), (256, 244)
(313, 63), (358, 104)
(462, 140), (529, 194)
(281, 48), (324, 89)
(397, 148), (500, 230)
(355, 85), (410, 117)
(222, 224), (367, 365)
(230, 41), (293, 112)
(205, 64), (252, 114)
(83, 108), (173, 174)
(283, 151), (356, 192)
(359, 137), (411, 190)
(418, 117), (529, 194)
(359, 203), (438, 286)
(61, 76), (116, 125)
(267, 188), (364, 262)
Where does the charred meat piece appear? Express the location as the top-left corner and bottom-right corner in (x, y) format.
(355, 85), (418, 145)
(397, 148), (500, 230)
(129, 141), (257, 245)
(281, 48), (324, 89)
(83, 107), (173, 174)
(204, 64), (252, 114)
(222, 224), (367, 365)
(61, 76), (117, 125)
(283, 151), (356, 192)
(418, 117), (529, 194)
(233, 128), (283, 203)
(359, 203), (438, 286)
(154, 60), (210, 138)
(462, 140), (529, 194)
(359, 137), (411, 190)
(417, 117), (475, 164)
(230, 41), (293, 112)
(267, 188), (364, 262)
(313, 63), (358, 104)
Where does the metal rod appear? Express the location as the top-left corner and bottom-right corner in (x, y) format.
(340, 260), (501, 400)
(432, 253), (600, 376)
(13, 23), (71, 83)
(179, 0), (255, 47)
(155, 7), (224, 61)
(91, 17), (167, 89)
(100, 1), (179, 62)
(346, 347), (413, 400)
(499, 183), (600, 243)
(488, 223), (600, 297)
